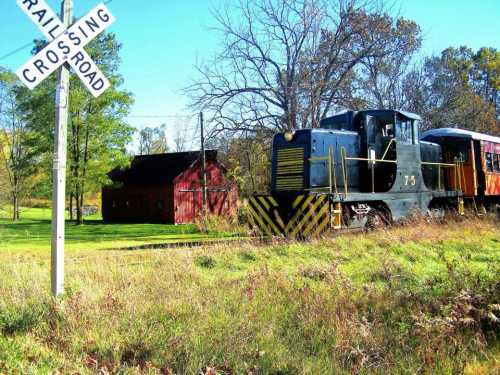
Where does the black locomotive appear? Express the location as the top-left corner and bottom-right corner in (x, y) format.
(248, 109), (464, 237)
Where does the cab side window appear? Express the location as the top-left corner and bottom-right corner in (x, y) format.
(413, 120), (419, 144)
(396, 118), (414, 144)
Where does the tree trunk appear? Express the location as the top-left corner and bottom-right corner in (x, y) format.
(12, 193), (19, 221)
(78, 108), (91, 226)
(69, 192), (74, 221)
(75, 182), (83, 225)
(245, 150), (256, 193)
(78, 191), (84, 225)
(76, 201), (83, 225)
(76, 203), (83, 224)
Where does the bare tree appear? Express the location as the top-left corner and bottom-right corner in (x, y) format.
(138, 127), (154, 155)
(186, 0), (419, 134)
(173, 125), (188, 152)
(355, 18), (422, 110)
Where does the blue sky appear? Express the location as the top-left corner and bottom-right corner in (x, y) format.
(0, 0), (499, 149)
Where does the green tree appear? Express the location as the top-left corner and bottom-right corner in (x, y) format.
(411, 47), (499, 133)
(138, 124), (168, 155)
(20, 33), (134, 224)
(472, 47), (499, 116)
(208, 133), (271, 197)
(0, 69), (36, 220)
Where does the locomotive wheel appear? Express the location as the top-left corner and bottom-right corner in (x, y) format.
(366, 208), (390, 230)
(427, 206), (446, 222)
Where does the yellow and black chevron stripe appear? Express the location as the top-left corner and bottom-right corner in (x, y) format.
(247, 195), (285, 237)
(285, 194), (331, 238)
(247, 194), (333, 238)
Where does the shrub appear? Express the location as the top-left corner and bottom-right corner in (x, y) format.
(195, 255), (216, 269)
(0, 303), (48, 335)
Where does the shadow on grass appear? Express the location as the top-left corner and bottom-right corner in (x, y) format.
(0, 219), (202, 244)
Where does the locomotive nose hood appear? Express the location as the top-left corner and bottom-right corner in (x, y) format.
(272, 128), (360, 193)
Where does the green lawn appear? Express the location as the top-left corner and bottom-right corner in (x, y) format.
(0, 207), (239, 257)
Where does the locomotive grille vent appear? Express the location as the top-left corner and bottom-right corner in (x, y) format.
(275, 147), (305, 191)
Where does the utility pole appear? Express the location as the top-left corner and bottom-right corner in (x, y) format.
(200, 112), (207, 219)
(51, 0), (72, 297)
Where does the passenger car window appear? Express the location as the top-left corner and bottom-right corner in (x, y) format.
(485, 153), (493, 172)
(494, 154), (500, 173)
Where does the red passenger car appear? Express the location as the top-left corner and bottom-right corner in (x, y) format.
(421, 128), (500, 205)
(102, 151), (238, 224)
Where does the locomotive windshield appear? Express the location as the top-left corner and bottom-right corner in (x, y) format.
(320, 112), (352, 130)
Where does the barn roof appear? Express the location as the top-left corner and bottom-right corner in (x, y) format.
(109, 150), (218, 184)
(421, 128), (500, 144)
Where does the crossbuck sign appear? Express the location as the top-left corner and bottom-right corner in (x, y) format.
(16, 0), (115, 97)
(16, 0), (116, 297)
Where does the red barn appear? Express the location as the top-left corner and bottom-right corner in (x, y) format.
(102, 151), (238, 224)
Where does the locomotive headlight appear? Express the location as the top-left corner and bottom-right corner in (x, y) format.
(284, 130), (296, 142)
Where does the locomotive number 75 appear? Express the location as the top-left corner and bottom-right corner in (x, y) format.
(405, 175), (417, 186)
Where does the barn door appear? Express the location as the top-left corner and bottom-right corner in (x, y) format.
(208, 189), (229, 216)
(175, 190), (199, 224)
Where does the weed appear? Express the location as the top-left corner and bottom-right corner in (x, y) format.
(239, 250), (257, 262)
(195, 255), (216, 269)
(0, 303), (47, 335)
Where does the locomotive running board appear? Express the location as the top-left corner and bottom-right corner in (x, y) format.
(247, 194), (333, 238)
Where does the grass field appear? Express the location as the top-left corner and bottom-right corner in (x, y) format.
(0, 208), (499, 374)
(0, 207), (240, 258)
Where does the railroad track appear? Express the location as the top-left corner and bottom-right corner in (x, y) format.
(110, 226), (369, 252)
(112, 236), (258, 251)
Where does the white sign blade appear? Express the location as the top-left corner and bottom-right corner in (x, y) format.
(16, 0), (65, 40)
(70, 50), (111, 97)
(15, 3), (115, 91)
(68, 3), (116, 49)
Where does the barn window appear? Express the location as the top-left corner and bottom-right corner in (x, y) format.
(485, 153), (493, 172)
(494, 154), (500, 173)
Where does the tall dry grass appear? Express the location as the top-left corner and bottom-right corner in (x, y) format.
(0, 218), (498, 374)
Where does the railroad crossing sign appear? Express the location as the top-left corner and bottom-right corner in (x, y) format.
(16, 0), (115, 97)
(15, 0), (116, 297)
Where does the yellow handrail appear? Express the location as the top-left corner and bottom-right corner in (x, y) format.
(341, 147), (348, 196)
(345, 156), (397, 164)
(328, 147), (333, 194)
(421, 161), (456, 167)
(461, 161), (467, 194)
(438, 163), (441, 191)
(331, 147), (338, 194)
(381, 138), (397, 160)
